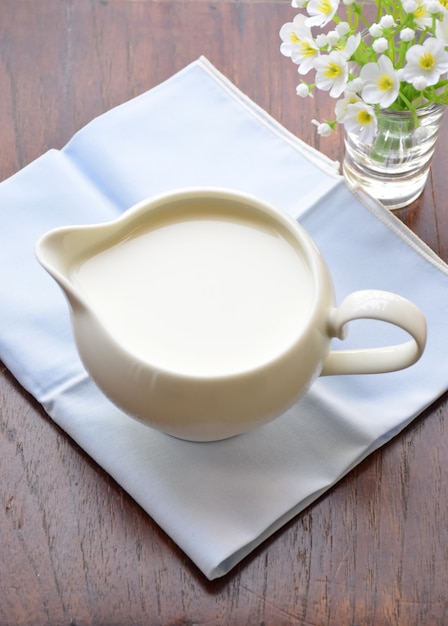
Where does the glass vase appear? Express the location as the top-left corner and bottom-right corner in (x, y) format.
(343, 103), (445, 210)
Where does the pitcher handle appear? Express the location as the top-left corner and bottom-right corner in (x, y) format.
(321, 290), (427, 376)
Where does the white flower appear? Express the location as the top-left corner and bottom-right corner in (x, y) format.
(403, 37), (448, 87)
(326, 30), (341, 46)
(311, 34), (360, 98)
(306, 0), (340, 27)
(405, 0), (433, 29)
(279, 14), (312, 59)
(436, 12), (448, 45)
(316, 34), (329, 47)
(400, 28), (416, 42)
(336, 21), (350, 36)
(343, 102), (378, 142)
(360, 55), (400, 108)
(343, 33), (361, 58)
(369, 24), (383, 37)
(403, 0), (418, 12)
(281, 0), (448, 137)
(312, 119), (333, 136)
(345, 76), (364, 92)
(427, 0), (441, 13)
(294, 38), (321, 74)
(296, 82), (313, 97)
(314, 50), (350, 97)
(373, 37), (389, 53)
(413, 76), (429, 90)
(379, 15), (396, 28)
(334, 91), (362, 122)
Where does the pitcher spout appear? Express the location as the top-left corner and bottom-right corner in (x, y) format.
(35, 224), (97, 310)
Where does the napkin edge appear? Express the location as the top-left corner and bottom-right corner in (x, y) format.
(196, 55), (341, 178)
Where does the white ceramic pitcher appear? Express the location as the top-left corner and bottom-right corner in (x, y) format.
(35, 188), (427, 441)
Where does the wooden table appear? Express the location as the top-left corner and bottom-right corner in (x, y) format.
(1, 1), (447, 624)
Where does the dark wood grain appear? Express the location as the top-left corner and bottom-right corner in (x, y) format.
(1, 1), (448, 624)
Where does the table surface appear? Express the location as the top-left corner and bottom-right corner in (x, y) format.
(1, 1), (448, 624)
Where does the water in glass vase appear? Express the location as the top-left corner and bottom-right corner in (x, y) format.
(343, 103), (445, 210)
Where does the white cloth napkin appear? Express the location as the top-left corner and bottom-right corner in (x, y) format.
(1, 57), (448, 579)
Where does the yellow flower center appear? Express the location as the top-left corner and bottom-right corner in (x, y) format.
(290, 32), (301, 44)
(414, 3), (427, 18)
(356, 109), (373, 126)
(377, 74), (393, 92)
(419, 52), (435, 70)
(318, 0), (333, 15)
(300, 42), (317, 58)
(440, 0), (448, 8)
(324, 62), (342, 78)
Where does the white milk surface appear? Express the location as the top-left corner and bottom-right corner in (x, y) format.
(73, 214), (313, 376)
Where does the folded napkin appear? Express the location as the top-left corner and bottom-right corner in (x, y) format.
(1, 57), (448, 580)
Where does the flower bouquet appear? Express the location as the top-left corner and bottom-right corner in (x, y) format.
(280, 0), (448, 207)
